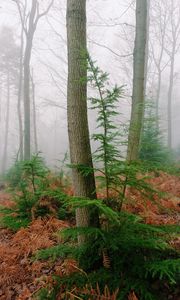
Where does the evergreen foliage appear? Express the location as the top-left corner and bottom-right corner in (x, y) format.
(35, 197), (180, 300)
(140, 101), (172, 167)
(86, 58), (159, 210)
(0, 154), (69, 230)
(4, 159), (25, 188)
(88, 55), (124, 200)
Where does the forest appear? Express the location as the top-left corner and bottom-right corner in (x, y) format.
(0, 0), (180, 299)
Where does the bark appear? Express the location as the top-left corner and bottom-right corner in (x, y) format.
(2, 71), (10, 173)
(31, 73), (38, 153)
(144, 0), (150, 93)
(15, 0), (54, 160)
(0, 80), (2, 123)
(156, 66), (162, 127)
(66, 0), (99, 230)
(17, 26), (24, 161)
(127, 0), (147, 162)
(166, 0), (180, 150)
(167, 45), (175, 149)
(150, 1), (168, 129)
(23, 0), (37, 160)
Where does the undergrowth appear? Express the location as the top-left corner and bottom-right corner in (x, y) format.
(0, 154), (71, 230)
(17, 65), (179, 299)
(0, 60), (179, 300)
(35, 197), (180, 300)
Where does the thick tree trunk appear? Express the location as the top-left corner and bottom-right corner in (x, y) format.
(2, 71), (10, 173)
(66, 0), (99, 230)
(127, 0), (147, 162)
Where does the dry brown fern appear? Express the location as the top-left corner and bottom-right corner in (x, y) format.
(0, 216), (71, 299)
(128, 291), (139, 300)
(66, 284), (119, 300)
(55, 259), (78, 277)
(102, 249), (111, 269)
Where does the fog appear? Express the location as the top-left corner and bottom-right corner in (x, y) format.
(0, 0), (180, 171)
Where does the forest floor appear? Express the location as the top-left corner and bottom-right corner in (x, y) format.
(0, 172), (179, 300)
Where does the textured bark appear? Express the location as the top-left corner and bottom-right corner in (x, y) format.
(2, 71), (10, 173)
(127, 0), (147, 162)
(66, 0), (99, 230)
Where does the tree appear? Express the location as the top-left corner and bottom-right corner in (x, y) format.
(127, 0), (148, 162)
(66, 0), (99, 231)
(12, 0), (54, 160)
(30, 70), (38, 153)
(150, 0), (169, 128)
(139, 101), (171, 165)
(0, 27), (20, 172)
(164, 0), (180, 149)
(88, 56), (123, 201)
(2, 70), (10, 173)
(17, 19), (24, 161)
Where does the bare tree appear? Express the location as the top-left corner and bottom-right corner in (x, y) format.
(164, 0), (180, 149)
(149, 0), (170, 128)
(12, 0), (54, 159)
(0, 27), (20, 172)
(2, 71), (10, 173)
(17, 23), (24, 160)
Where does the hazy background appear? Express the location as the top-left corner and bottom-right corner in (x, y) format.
(0, 0), (180, 171)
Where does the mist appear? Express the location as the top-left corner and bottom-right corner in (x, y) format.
(0, 0), (180, 172)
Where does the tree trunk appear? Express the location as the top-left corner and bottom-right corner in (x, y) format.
(0, 80), (2, 124)
(66, 0), (99, 230)
(31, 73), (38, 153)
(23, 43), (31, 160)
(15, 0), (53, 160)
(156, 66), (162, 128)
(17, 26), (24, 161)
(2, 71), (10, 173)
(167, 46), (175, 150)
(127, 0), (147, 162)
(23, 0), (37, 160)
(144, 0), (150, 93)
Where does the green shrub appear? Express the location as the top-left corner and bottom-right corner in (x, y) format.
(35, 198), (180, 300)
(0, 154), (70, 230)
(139, 101), (172, 168)
(4, 160), (24, 188)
